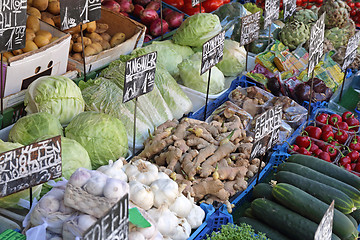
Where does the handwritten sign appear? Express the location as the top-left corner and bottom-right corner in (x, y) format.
(60, 0), (101, 30)
(0, 136), (62, 198)
(308, 13), (325, 78)
(314, 201), (334, 240)
(264, 0), (280, 29)
(240, 11), (261, 47)
(251, 106), (282, 159)
(0, 0), (27, 52)
(283, 0), (296, 20)
(123, 52), (157, 103)
(342, 31), (360, 71)
(192, 0), (204, 7)
(201, 31), (225, 75)
(82, 194), (129, 240)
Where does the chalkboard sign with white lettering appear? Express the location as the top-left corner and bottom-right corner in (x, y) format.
(201, 31), (225, 75)
(240, 11), (261, 47)
(308, 13), (325, 78)
(123, 52), (157, 103)
(0, 136), (62, 198)
(60, 0), (101, 30)
(82, 194), (129, 240)
(0, 0), (27, 52)
(264, 0), (280, 29)
(342, 31), (360, 71)
(283, 0), (296, 20)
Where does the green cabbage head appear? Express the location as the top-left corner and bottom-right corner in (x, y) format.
(216, 39), (247, 77)
(0, 140), (42, 209)
(9, 112), (63, 145)
(65, 112), (128, 169)
(24, 75), (85, 125)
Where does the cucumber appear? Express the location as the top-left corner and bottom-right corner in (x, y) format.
(253, 183), (274, 200)
(251, 198), (341, 240)
(238, 217), (290, 240)
(277, 162), (360, 208)
(272, 183), (357, 240)
(350, 209), (360, 224)
(347, 214), (358, 229)
(288, 154), (360, 190)
(244, 207), (255, 218)
(275, 171), (356, 214)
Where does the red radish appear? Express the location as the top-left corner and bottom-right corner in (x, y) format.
(146, 1), (160, 10)
(140, 8), (159, 25)
(117, 0), (134, 13)
(144, 34), (153, 42)
(133, 4), (144, 17)
(119, 11), (129, 17)
(165, 11), (184, 29)
(150, 19), (169, 36)
(102, 0), (121, 12)
(134, 0), (151, 6)
(162, 8), (173, 18)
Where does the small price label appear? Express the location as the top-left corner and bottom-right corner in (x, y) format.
(342, 31), (360, 71)
(123, 52), (157, 103)
(308, 13), (325, 78)
(0, 136), (62, 197)
(314, 201), (334, 240)
(240, 11), (261, 47)
(60, 0), (101, 30)
(0, 0), (27, 52)
(283, 0), (296, 20)
(201, 31), (225, 75)
(264, 0), (280, 29)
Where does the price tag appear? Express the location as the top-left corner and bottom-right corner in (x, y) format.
(314, 201), (334, 240)
(342, 31), (360, 71)
(240, 11), (261, 47)
(250, 106), (282, 159)
(0, 136), (62, 198)
(308, 13), (325, 78)
(122, 52), (157, 103)
(60, 0), (101, 30)
(0, 0), (27, 52)
(264, 0), (280, 29)
(283, 0), (296, 20)
(82, 194), (129, 240)
(201, 31), (225, 75)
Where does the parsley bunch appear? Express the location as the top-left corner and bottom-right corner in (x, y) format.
(206, 223), (271, 240)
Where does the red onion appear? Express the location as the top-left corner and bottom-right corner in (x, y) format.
(134, 0), (151, 6)
(133, 4), (144, 17)
(116, 0), (134, 13)
(140, 8), (159, 25)
(162, 8), (173, 18)
(144, 34), (153, 42)
(165, 11), (184, 29)
(146, 1), (160, 11)
(102, 0), (121, 12)
(150, 19), (169, 37)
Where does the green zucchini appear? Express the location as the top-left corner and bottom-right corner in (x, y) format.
(251, 198), (341, 240)
(275, 171), (356, 214)
(272, 183), (357, 240)
(253, 183), (274, 200)
(244, 207), (255, 218)
(347, 214), (358, 229)
(288, 154), (360, 190)
(277, 162), (360, 208)
(238, 217), (290, 240)
(350, 209), (360, 225)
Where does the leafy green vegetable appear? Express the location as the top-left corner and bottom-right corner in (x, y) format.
(178, 52), (225, 95)
(24, 76), (85, 125)
(216, 39), (247, 77)
(173, 13), (222, 48)
(9, 112), (63, 145)
(206, 223), (270, 240)
(65, 111), (128, 169)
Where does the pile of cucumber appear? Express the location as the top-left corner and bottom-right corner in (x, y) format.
(238, 154), (360, 240)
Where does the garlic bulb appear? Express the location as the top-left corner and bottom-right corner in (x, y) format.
(186, 204), (205, 229)
(129, 232), (145, 240)
(129, 181), (154, 210)
(157, 172), (170, 180)
(83, 173), (107, 196)
(169, 194), (192, 218)
(77, 214), (97, 232)
(39, 195), (60, 213)
(125, 159), (158, 186)
(69, 168), (91, 188)
(147, 206), (178, 237)
(97, 159), (128, 182)
(103, 178), (129, 200)
(150, 179), (179, 208)
(172, 218), (191, 240)
(59, 200), (74, 214)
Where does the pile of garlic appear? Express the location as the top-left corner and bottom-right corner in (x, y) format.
(98, 158), (206, 240)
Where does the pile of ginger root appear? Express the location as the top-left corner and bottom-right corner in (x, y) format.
(135, 108), (265, 212)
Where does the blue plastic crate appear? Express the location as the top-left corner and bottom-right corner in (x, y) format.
(302, 101), (329, 119)
(188, 203), (216, 240)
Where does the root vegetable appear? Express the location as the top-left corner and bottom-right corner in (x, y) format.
(69, 168), (91, 188)
(86, 21), (97, 33)
(118, 0), (134, 13)
(193, 144), (217, 171)
(150, 19), (169, 37)
(146, 1), (160, 11)
(133, 4), (144, 17)
(102, 0), (121, 12)
(165, 11), (184, 29)
(191, 179), (229, 202)
(48, 1), (60, 15)
(100, 33), (111, 42)
(162, 8), (173, 18)
(27, 7), (41, 18)
(72, 42), (83, 53)
(76, 36), (92, 46)
(134, 0), (151, 6)
(186, 136), (210, 149)
(140, 8), (159, 25)
(110, 32), (126, 47)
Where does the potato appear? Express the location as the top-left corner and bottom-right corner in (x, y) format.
(26, 15), (40, 33)
(72, 42), (83, 53)
(69, 40), (73, 53)
(99, 40), (110, 51)
(72, 53), (83, 62)
(95, 23), (109, 34)
(85, 32), (103, 43)
(65, 24), (87, 35)
(72, 33), (80, 41)
(50, 37), (59, 43)
(36, 30), (52, 41)
(12, 49), (23, 56)
(86, 21), (96, 33)
(48, 1), (60, 15)
(100, 33), (111, 42)
(26, 29), (36, 41)
(32, 0), (48, 11)
(27, 7), (41, 19)
(34, 35), (50, 48)
(84, 46), (97, 57)
(110, 33), (126, 48)
(42, 17), (55, 26)
(52, 15), (61, 28)
(28, 0), (33, 7)
(41, 12), (55, 19)
(76, 37), (92, 46)
(88, 42), (102, 53)
(3, 52), (14, 60)
(23, 41), (39, 53)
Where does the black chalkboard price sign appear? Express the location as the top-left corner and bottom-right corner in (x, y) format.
(82, 194), (129, 240)
(60, 0), (101, 30)
(201, 31), (225, 75)
(0, 0), (27, 52)
(283, 0), (296, 20)
(264, 0), (280, 29)
(240, 11), (261, 47)
(314, 201), (334, 240)
(0, 136), (62, 198)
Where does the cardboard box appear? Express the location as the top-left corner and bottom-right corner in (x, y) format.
(68, 8), (146, 73)
(4, 21), (71, 98)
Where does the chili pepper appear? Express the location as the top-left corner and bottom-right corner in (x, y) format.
(323, 145), (338, 159)
(297, 147), (311, 155)
(316, 113), (329, 124)
(334, 129), (348, 144)
(340, 156), (352, 166)
(318, 151), (331, 162)
(342, 111), (354, 121)
(336, 121), (349, 131)
(329, 114), (342, 126)
(295, 135), (310, 148)
(305, 126), (322, 140)
(321, 130), (334, 142)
